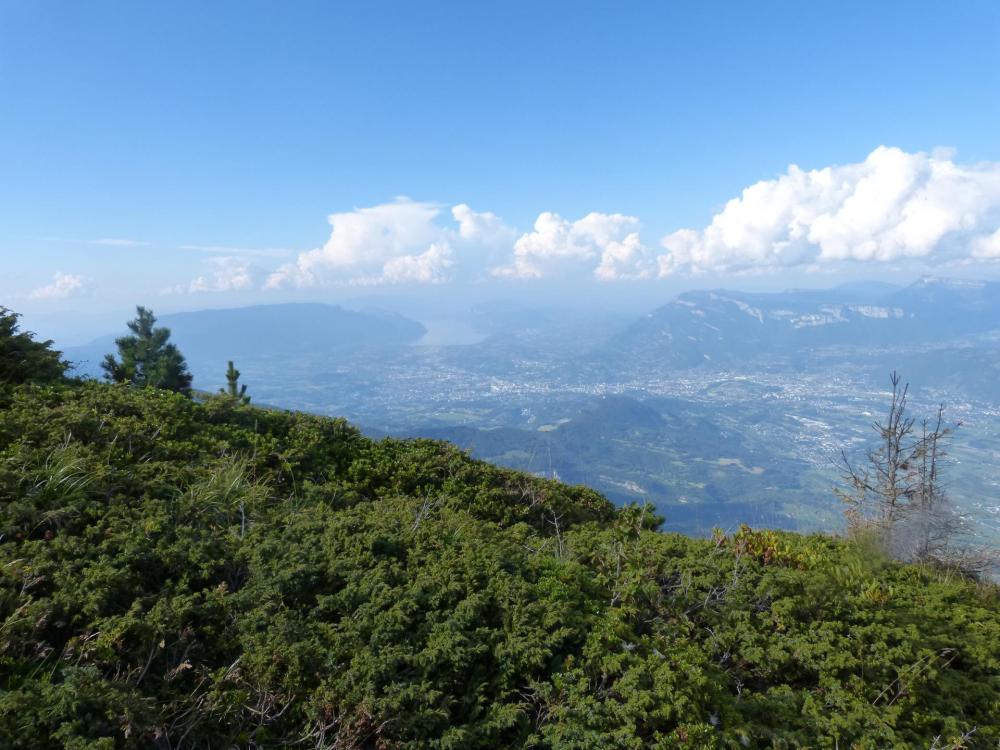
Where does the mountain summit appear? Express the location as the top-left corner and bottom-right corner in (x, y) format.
(608, 278), (1000, 369)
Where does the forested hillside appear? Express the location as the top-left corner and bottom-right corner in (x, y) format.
(2, 377), (999, 748)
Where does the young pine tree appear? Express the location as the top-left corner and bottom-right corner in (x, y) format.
(102, 306), (193, 395)
(219, 360), (250, 403)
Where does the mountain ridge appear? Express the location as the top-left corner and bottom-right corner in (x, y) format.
(62, 302), (426, 378)
(605, 277), (1000, 371)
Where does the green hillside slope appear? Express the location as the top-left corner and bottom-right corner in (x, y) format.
(1, 382), (998, 748)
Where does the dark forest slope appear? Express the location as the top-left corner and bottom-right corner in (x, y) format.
(1, 382), (998, 748)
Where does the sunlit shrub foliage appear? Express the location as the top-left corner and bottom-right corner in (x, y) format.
(1, 381), (998, 748)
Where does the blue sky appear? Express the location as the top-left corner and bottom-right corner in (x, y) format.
(2, 0), (1000, 331)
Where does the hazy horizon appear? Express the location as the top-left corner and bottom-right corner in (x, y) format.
(12, 271), (983, 348)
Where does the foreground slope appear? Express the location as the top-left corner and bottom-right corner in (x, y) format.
(1, 382), (998, 748)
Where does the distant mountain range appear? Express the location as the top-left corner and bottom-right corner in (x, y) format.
(58, 278), (1000, 402)
(606, 277), (1000, 370)
(64, 303), (426, 379)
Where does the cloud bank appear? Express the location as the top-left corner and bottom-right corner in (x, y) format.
(264, 199), (654, 289)
(658, 146), (1000, 275)
(493, 212), (654, 280)
(264, 199), (516, 289)
(152, 147), (1000, 294)
(165, 257), (254, 295)
(29, 272), (88, 300)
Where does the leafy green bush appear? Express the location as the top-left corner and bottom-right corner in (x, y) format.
(1, 381), (997, 748)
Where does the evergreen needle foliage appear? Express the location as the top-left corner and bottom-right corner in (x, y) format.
(0, 307), (69, 387)
(101, 306), (193, 395)
(220, 360), (249, 403)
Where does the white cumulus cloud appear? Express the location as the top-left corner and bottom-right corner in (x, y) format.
(165, 257), (254, 294)
(381, 242), (454, 285)
(494, 211), (654, 280)
(973, 227), (1000, 259)
(29, 272), (88, 300)
(658, 146), (1000, 276)
(265, 198), (514, 288)
(452, 204), (516, 246)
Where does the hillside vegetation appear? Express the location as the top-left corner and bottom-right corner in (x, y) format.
(1, 380), (998, 749)
(0, 309), (998, 748)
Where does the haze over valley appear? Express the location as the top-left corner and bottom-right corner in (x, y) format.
(55, 276), (1000, 545)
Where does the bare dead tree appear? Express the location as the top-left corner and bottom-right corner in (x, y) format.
(835, 372), (992, 575)
(411, 491), (438, 531)
(908, 404), (961, 564)
(836, 372), (919, 538)
(548, 510), (565, 559)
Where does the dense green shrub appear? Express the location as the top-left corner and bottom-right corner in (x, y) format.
(1, 381), (998, 748)
(0, 308), (68, 387)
